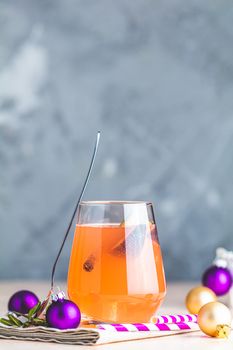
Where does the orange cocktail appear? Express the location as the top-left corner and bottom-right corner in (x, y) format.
(68, 201), (166, 323)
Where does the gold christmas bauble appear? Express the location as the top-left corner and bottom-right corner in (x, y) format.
(185, 286), (217, 314)
(197, 302), (232, 338)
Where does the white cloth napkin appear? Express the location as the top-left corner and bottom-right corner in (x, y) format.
(0, 325), (99, 345)
(0, 324), (200, 346)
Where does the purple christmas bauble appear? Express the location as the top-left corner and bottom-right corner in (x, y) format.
(46, 299), (81, 330)
(8, 290), (39, 314)
(202, 265), (232, 296)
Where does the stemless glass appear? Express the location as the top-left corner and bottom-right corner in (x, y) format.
(68, 201), (166, 323)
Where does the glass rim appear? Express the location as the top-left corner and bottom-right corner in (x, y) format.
(80, 200), (152, 206)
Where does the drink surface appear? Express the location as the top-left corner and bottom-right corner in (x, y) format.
(68, 223), (166, 323)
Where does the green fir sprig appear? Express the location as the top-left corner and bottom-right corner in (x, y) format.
(0, 302), (48, 328)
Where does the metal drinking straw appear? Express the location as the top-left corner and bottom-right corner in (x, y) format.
(50, 131), (101, 290)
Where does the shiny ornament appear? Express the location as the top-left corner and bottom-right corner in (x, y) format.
(8, 290), (39, 314)
(46, 292), (81, 330)
(202, 265), (232, 296)
(185, 286), (217, 314)
(197, 301), (232, 338)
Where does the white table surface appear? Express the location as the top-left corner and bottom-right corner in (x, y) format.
(0, 281), (232, 349)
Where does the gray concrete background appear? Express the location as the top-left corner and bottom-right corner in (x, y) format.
(0, 0), (233, 281)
